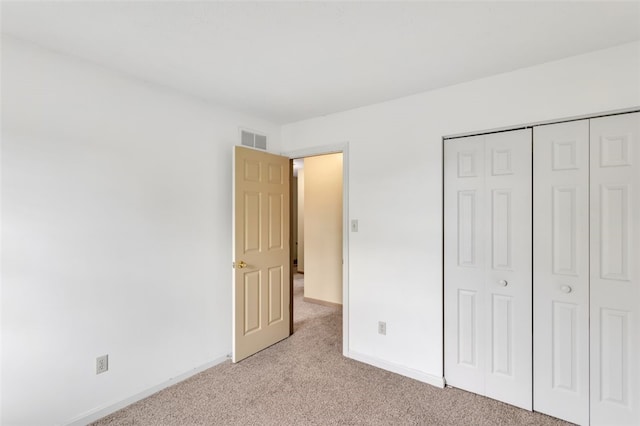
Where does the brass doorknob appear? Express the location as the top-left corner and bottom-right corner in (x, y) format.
(234, 260), (248, 269)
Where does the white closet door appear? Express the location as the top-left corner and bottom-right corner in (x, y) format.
(483, 129), (532, 410)
(533, 120), (590, 425)
(445, 134), (486, 396)
(445, 129), (532, 410)
(590, 112), (640, 426)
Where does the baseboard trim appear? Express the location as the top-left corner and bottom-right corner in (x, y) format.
(303, 296), (342, 308)
(346, 350), (445, 388)
(67, 354), (229, 426)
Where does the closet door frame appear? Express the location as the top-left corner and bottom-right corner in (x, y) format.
(443, 108), (640, 423)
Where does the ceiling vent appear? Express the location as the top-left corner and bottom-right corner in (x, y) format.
(240, 129), (267, 150)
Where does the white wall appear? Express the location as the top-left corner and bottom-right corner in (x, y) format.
(1, 36), (281, 425)
(304, 154), (343, 305)
(281, 41), (640, 383)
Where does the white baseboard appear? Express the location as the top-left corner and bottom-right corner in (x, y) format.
(68, 351), (442, 425)
(346, 350), (445, 389)
(67, 354), (229, 426)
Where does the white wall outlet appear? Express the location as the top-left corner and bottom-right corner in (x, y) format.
(351, 219), (359, 232)
(378, 321), (386, 335)
(96, 354), (109, 374)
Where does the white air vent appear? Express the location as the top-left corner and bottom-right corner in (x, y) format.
(240, 129), (267, 150)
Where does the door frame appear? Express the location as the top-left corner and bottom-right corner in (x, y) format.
(282, 142), (350, 356)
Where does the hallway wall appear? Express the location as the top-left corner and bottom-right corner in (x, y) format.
(303, 154), (343, 305)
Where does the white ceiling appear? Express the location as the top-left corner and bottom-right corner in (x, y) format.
(2, 1), (639, 124)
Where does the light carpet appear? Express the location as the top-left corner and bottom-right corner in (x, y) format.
(93, 275), (569, 425)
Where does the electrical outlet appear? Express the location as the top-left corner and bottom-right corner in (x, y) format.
(378, 321), (386, 335)
(96, 355), (109, 374)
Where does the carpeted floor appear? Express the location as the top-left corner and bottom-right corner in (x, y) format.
(93, 275), (570, 425)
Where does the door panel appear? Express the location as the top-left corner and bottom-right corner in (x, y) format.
(600, 184), (630, 280)
(233, 146), (290, 362)
(458, 190), (478, 267)
(268, 193), (284, 250)
(551, 301), (578, 391)
(243, 271), (261, 334)
(484, 129), (532, 410)
(491, 189), (513, 270)
(600, 308), (629, 405)
(457, 289), (478, 367)
(268, 266), (284, 324)
(553, 186), (578, 275)
(491, 294), (513, 376)
(445, 129), (531, 409)
(244, 192), (261, 252)
(533, 120), (589, 425)
(590, 112), (640, 425)
(445, 135), (486, 396)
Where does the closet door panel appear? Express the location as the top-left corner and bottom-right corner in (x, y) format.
(533, 120), (589, 425)
(590, 112), (640, 426)
(484, 129), (532, 410)
(444, 135), (486, 395)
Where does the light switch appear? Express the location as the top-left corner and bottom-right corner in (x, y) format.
(351, 219), (358, 232)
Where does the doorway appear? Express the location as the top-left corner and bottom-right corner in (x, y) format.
(286, 144), (349, 355)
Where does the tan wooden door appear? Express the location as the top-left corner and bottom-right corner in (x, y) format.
(233, 146), (290, 362)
